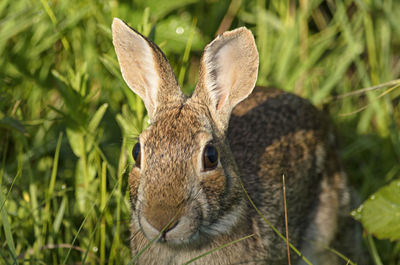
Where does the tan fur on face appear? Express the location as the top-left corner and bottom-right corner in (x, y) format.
(129, 167), (140, 203)
(140, 105), (203, 230)
(130, 100), (247, 243)
(199, 168), (226, 212)
(200, 168), (226, 195)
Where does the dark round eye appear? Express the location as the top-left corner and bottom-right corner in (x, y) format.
(203, 144), (218, 170)
(132, 142), (141, 168)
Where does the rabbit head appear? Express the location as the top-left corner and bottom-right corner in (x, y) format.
(112, 18), (258, 246)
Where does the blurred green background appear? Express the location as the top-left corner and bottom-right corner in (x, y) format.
(0, 0), (399, 264)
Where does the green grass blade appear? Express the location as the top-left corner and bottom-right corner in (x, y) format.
(182, 234), (254, 265)
(367, 234), (384, 265)
(323, 246), (357, 265)
(81, 162), (126, 264)
(107, 137), (128, 265)
(178, 17), (197, 88)
(239, 178), (313, 265)
(48, 132), (63, 200)
(0, 189), (17, 264)
(39, 0), (70, 50)
(100, 161), (107, 265)
(53, 196), (67, 233)
(62, 203), (96, 265)
(128, 212), (181, 265)
(88, 103), (108, 133)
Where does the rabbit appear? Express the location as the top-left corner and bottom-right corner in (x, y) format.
(112, 18), (362, 265)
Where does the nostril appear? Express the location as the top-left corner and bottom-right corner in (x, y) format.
(156, 219), (181, 243)
(158, 232), (167, 243)
(158, 217), (178, 241)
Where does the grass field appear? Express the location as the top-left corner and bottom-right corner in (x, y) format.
(1, 0), (399, 264)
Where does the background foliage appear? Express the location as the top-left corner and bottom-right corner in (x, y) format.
(1, 0), (399, 264)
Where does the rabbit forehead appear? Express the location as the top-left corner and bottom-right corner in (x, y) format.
(138, 104), (214, 206)
(141, 103), (213, 171)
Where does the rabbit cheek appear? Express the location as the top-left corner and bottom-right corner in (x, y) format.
(128, 167), (141, 206)
(200, 168), (226, 216)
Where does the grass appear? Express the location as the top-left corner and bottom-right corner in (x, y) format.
(1, 0), (400, 264)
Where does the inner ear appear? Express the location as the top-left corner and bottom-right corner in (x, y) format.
(193, 27), (259, 127)
(206, 40), (243, 110)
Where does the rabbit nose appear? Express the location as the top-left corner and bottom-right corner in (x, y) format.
(143, 203), (182, 233)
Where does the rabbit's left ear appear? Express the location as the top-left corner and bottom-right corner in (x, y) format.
(192, 27), (259, 129)
(112, 18), (183, 120)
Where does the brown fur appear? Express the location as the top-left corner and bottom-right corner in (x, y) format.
(112, 18), (362, 264)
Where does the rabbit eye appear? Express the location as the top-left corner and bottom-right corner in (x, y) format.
(132, 142), (141, 168)
(203, 144), (218, 170)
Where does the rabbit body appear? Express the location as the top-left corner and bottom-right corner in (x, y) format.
(128, 87), (353, 265)
(112, 18), (360, 265)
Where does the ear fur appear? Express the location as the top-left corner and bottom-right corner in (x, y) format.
(193, 27), (259, 130)
(112, 18), (183, 120)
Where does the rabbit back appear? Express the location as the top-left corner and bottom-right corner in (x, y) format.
(228, 86), (359, 264)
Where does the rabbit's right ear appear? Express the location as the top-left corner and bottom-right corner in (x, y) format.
(112, 18), (183, 120)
